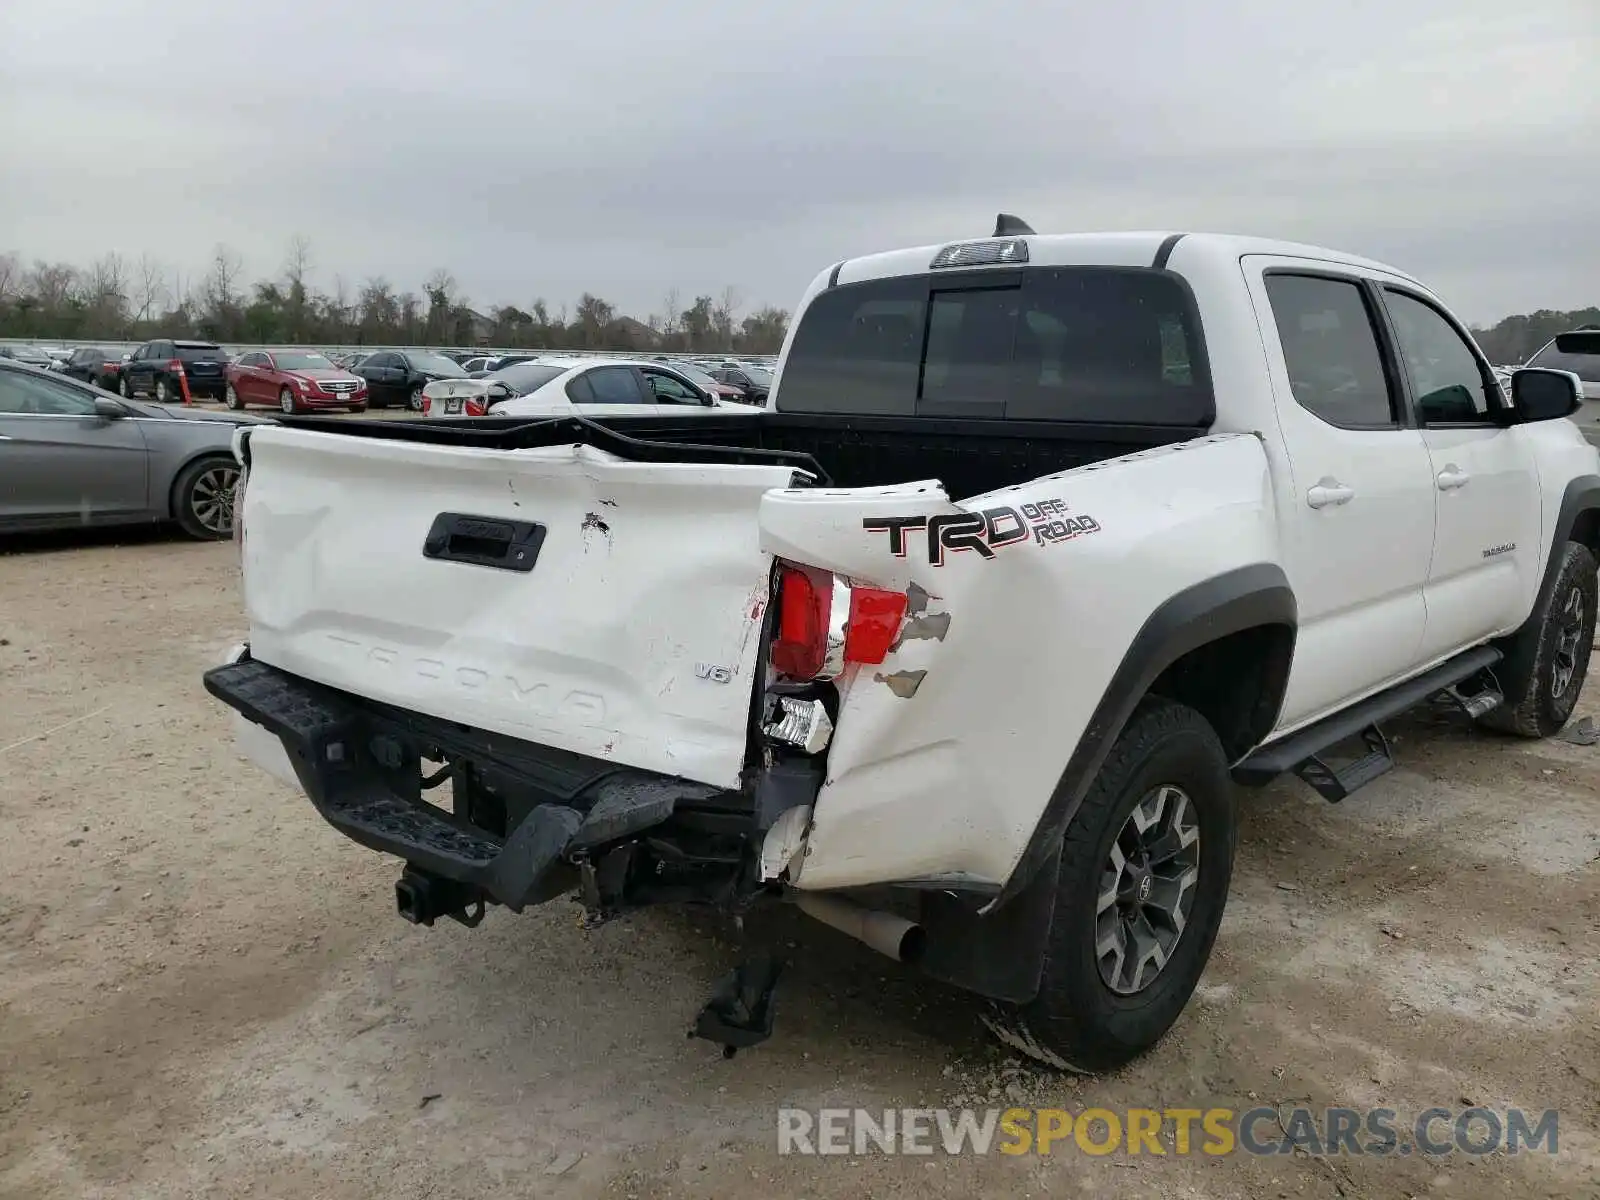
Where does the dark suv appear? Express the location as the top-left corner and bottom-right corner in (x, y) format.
(119, 339), (230, 402)
(60, 347), (123, 389)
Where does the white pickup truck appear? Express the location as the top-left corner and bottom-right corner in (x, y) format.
(206, 222), (1600, 1072)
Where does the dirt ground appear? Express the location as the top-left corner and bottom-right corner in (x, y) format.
(1, 529), (1597, 1200)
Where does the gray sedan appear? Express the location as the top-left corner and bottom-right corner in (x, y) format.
(0, 360), (264, 539)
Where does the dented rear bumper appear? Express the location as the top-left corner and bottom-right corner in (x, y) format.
(204, 654), (745, 912)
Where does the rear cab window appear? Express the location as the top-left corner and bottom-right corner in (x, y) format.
(775, 267), (1213, 426)
(177, 343), (224, 362)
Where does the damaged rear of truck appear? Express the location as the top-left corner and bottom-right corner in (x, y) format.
(207, 230), (1302, 1070)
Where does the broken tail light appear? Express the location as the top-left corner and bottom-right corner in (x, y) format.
(770, 562), (909, 682)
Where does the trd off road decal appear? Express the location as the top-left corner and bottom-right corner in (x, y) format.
(863, 498), (1101, 566)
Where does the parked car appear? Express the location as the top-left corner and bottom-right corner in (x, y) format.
(350, 350), (469, 410)
(671, 361), (748, 403)
(711, 363), (773, 404)
(0, 358), (263, 538)
(208, 225), (1599, 1073)
(226, 350), (368, 414)
(57, 347), (121, 389)
(0, 345), (57, 370)
(118, 339), (230, 402)
(420, 357), (737, 417)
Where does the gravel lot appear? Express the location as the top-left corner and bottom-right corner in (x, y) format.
(1, 530), (1597, 1199)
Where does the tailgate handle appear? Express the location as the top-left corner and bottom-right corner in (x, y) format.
(423, 513), (546, 572)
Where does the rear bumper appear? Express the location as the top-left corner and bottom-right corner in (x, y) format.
(204, 655), (736, 911)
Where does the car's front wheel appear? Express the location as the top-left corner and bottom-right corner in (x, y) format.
(1479, 540), (1598, 737)
(173, 455), (240, 540)
(279, 387), (299, 415)
(983, 697), (1235, 1072)
(407, 384), (425, 412)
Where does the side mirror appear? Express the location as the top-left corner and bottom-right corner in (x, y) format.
(488, 381), (513, 398)
(93, 397), (126, 420)
(1509, 368), (1582, 423)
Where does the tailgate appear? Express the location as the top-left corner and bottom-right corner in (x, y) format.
(238, 425), (805, 789)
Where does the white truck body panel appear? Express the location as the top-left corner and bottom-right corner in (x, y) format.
(239, 426), (803, 789)
(773, 434), (1277, 890)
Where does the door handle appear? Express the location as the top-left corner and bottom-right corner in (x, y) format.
(1306, 480), (1355, 509)
(1436, 466), (1470, 491)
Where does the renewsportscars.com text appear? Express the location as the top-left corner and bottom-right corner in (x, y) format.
(776, 1106), (1560, 1158)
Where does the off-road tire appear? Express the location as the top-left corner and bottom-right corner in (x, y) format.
(983, 697), (1236, 1072)
(1478, 541), (1597, 738)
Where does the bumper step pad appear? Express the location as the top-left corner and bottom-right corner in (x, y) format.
(205, 658), (722, 911)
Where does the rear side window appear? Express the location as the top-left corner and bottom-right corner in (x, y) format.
(777, 268), (1211, 424)
(1264, 275), (1395, 429)
(574, 366), (644, 404)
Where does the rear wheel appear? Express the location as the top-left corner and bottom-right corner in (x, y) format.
(173, 456), (240, 540)
(983, 698), (1235, 1072)
(225, 383), (245, 410)
(118, 375), (132, 398)
(155, 377), (171, 403)
(279, 386), (299, 415)
(1478, 541), (1597, 737)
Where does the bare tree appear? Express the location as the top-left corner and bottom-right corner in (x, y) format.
(282, 234), (313, 340)
(283, 234), (312, 289)
(202, 244), (244, 318)
(0, 252), (20, 306)
(712, 286), (742, 349)
(133, 253), (167, 323)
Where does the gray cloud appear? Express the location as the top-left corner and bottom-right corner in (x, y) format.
(1, 0), (1594, 323)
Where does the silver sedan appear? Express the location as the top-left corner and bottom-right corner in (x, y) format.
(0, 360), (264, 539)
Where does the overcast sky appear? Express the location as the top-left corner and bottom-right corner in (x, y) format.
(1, 0), (1595, 324)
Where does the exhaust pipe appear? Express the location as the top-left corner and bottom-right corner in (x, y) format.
(795, 893), (925, 965)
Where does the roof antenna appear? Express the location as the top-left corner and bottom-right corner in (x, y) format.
(993, 213), (1036, 237)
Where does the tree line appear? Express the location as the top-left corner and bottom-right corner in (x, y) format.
(1, 237), (1591, 364)
(1469, 308), (1600, 366)
(0, 237), (791, 354)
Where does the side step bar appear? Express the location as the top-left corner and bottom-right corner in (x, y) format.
(1234, 646), (1503, 801)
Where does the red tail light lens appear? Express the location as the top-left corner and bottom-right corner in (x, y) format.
(770, 563), (909, 679)
(466, 398), (487, 417)
(844, 587), (909, 665)
(772, 564), (832, 679)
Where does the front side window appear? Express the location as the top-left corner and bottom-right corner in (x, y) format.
(643, 370), (701, 402)
(1264, 274), (1395, 428)
(1382, 289), (1494, 424)
(0, 370), (98, 415)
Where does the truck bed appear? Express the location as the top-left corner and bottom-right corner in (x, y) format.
(271, 410), (1206, 500)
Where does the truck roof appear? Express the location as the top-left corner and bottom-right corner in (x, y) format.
(833, 231), (1423, 290)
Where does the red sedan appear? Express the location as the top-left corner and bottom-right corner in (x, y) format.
(224, 350), (368, 414)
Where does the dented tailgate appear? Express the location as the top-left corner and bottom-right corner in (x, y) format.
(238, 425), (802, 789)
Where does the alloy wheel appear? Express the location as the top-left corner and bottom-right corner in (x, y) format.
(190, 464), (239, 536)
(1551, 585), (1587, 699)
(1095, 784), (1202, 995)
